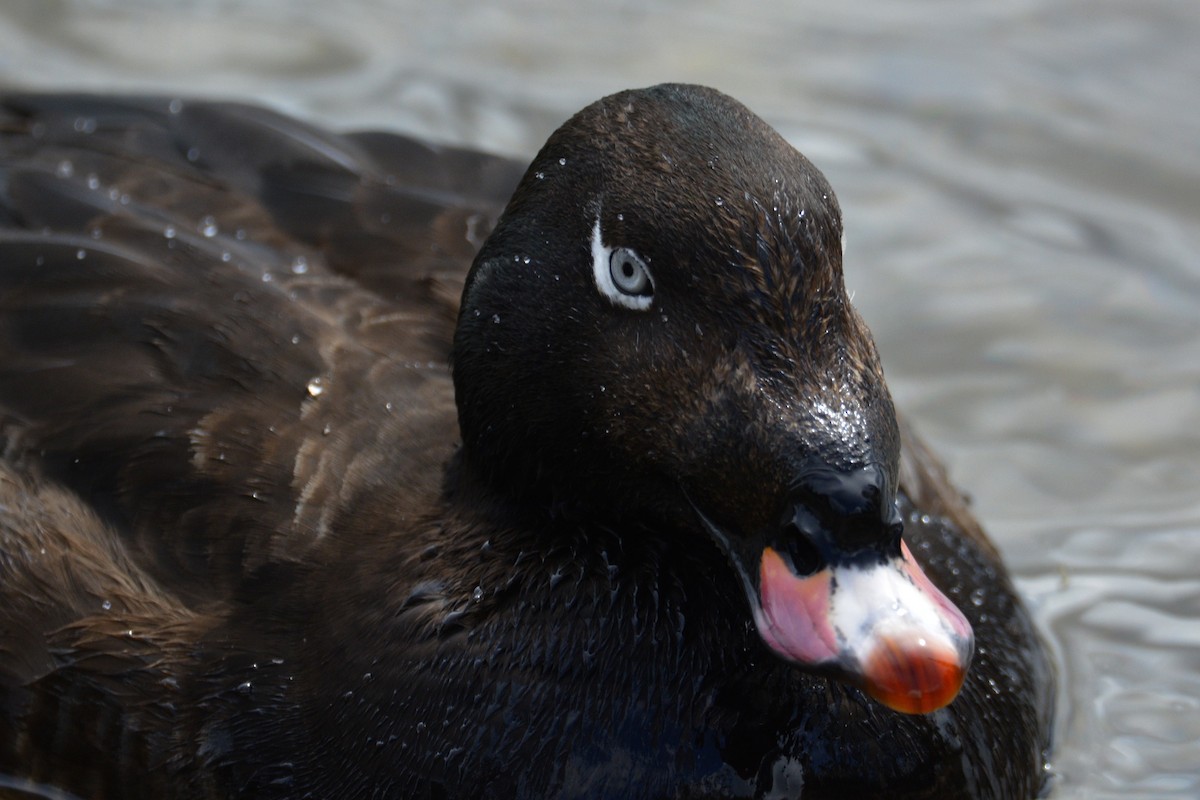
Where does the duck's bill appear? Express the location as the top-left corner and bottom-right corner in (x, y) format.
(753, 541), (974, 715)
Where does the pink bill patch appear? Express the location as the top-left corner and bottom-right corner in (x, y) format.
(756, 546), (839, 664)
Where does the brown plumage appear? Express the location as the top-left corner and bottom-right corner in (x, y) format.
(0, 86), (1052, 799)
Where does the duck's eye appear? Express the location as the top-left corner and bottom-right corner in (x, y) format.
(590, 217), (654, 311)
(609, 249), (651, 296)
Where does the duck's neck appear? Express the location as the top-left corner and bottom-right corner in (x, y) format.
(445, 444), (635, 531)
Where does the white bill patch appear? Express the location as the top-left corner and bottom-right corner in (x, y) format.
(828, 558), (963, 653)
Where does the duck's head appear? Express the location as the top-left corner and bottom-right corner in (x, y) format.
(453, 84), (972, 715)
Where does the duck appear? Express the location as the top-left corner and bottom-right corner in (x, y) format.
(0, 84), (1054, 799)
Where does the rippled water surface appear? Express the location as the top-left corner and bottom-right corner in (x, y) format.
(2, 1), (1197, 797)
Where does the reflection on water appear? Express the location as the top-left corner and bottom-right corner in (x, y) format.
(1, 1), (1197, 797)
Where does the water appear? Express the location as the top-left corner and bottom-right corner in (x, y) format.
(2, 1), (1197, 797)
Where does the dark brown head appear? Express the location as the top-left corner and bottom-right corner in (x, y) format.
(453, 84), (971, 714)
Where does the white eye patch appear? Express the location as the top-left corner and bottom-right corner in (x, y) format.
(591, 217), (654, 311)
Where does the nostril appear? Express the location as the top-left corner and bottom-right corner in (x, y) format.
(780, 530), (822, 576)
(779, 507), (824, 576)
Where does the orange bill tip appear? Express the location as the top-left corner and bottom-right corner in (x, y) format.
(860, 632), (968, 714)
